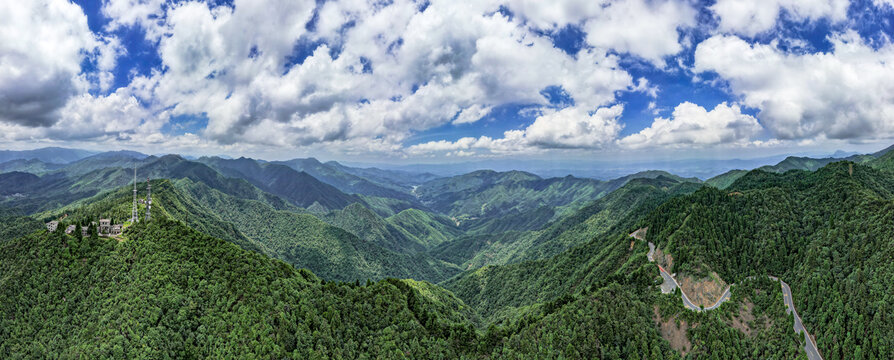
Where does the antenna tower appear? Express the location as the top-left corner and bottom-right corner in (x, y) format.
(145, 178), (152, 222)
(132, 164), (138, 223)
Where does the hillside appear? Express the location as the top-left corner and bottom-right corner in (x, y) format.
(0, 219), (483, 358)
(0, 159), (64, 174)
(197, 157), (360, 211)
(273, 158), (418, 202)
(415, 170), (699, 230)
(430, 177), (701, 269)
(2, 209), (801, 358)
(642, 162), (894, 359)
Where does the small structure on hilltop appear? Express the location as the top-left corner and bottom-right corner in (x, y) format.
(65, 225), (76, 234)
(81, 225), (89, 237)
(110, 224), (123, 236)
(46, 221), (58, 232)
(99, 219), (111, 234)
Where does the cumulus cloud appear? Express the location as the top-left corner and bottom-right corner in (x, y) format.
(583, 0), (697, 66)
(407, 105), (623, 155)
(694, 32), (894, 140)
(710, 0), (849, 36)
(619, 102), (763, 149)
(113, 0), (635, 149)
(0, 0), (117, 127)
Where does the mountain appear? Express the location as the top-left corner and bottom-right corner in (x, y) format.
(322, 202), (423, 253)
(0, 155), (292, 215)
(273, 158), (419, 202)
(415, 169), (698, 232)
(196, 157), (361, 211)
(0, 159), (65, 174)
(325, 161), (441, 189)
(438, 176), (702, 284)
(0, 218), (484, 358)
(869, 148), (894, 171)
(704, 169), (748, 189)
(0, 195), (799, 358)
(705, 148), (886, 189)
(0, 147), (95, 164)
(643, 161), (893, 359)
(385, 208), (464, 248)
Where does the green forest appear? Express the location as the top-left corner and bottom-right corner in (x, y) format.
(1, 149), (892, 359)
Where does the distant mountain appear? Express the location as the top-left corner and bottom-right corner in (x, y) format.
(0, 147), (95, 164)
(272, 158), (419, 202)
(0, 155), (293, 214)
(197, 157), (361, 211)
(0, 159), (64, 174)
(431, 176), (702, 269)
(705, 146), (892, 189)
(325, 161), (441, 188)
(414, 169), (699, 227)
(57, 150), (150, 176)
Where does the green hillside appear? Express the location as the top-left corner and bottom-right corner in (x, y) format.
(197, 157), (361, 211)
(430, 177), (700, 269)
(386, 208), (463, 249)
(643, 162), (894, 359)
(705, 169), (749, 189)
(0, 219), (482, 358)
(174, 179), (462, 282)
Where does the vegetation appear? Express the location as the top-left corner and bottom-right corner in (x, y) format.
(644, 162), (894, 359)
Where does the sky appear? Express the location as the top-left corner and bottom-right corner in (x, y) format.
(2, 0), (894, 163)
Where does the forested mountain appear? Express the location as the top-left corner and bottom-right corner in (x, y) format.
(0, 202), (803, 358)
(197, 157), (362, 212)
(429, 176), (701, 269)
(325, 161), (440, 189)
(0, 159), (65, 174)
(706, 144), (894, 189)
(643, 162), (894, 359)
(414, 169), (696, 230)
(272, 158), (419, 201)
(322, 204), (462, 254)
(1, 145), (892, 359)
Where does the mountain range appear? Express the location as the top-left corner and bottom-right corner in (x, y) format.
(0, 144), (892, 358)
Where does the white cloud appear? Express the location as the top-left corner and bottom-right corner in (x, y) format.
(0, 0), (118, 126)
(583, 0), (697, 66)
(407, 105), (623, 155)
(711, 0), (849, 36)
(694, 32), (894, 140)
(619, 102), (763, 149)
(108, 0), (635, 151)
(453, 105), (493, 124)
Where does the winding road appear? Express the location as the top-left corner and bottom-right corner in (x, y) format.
(631, 229), (822, 360)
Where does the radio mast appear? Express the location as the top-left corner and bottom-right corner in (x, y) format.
(132, 164), (138, 223)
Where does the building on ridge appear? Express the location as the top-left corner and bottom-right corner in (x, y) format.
(65, 225), (76, 234)
(99, 219), (111, 234)
(46, 221), (58, 232)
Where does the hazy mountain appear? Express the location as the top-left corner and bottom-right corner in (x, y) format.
(197, 156), (361, 211)
(0, 159), (65, 174)
(0, 147), (96, 164)
(272, 158), (420, 202)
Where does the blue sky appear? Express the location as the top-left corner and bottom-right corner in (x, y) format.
(2, 0), (894, 162)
